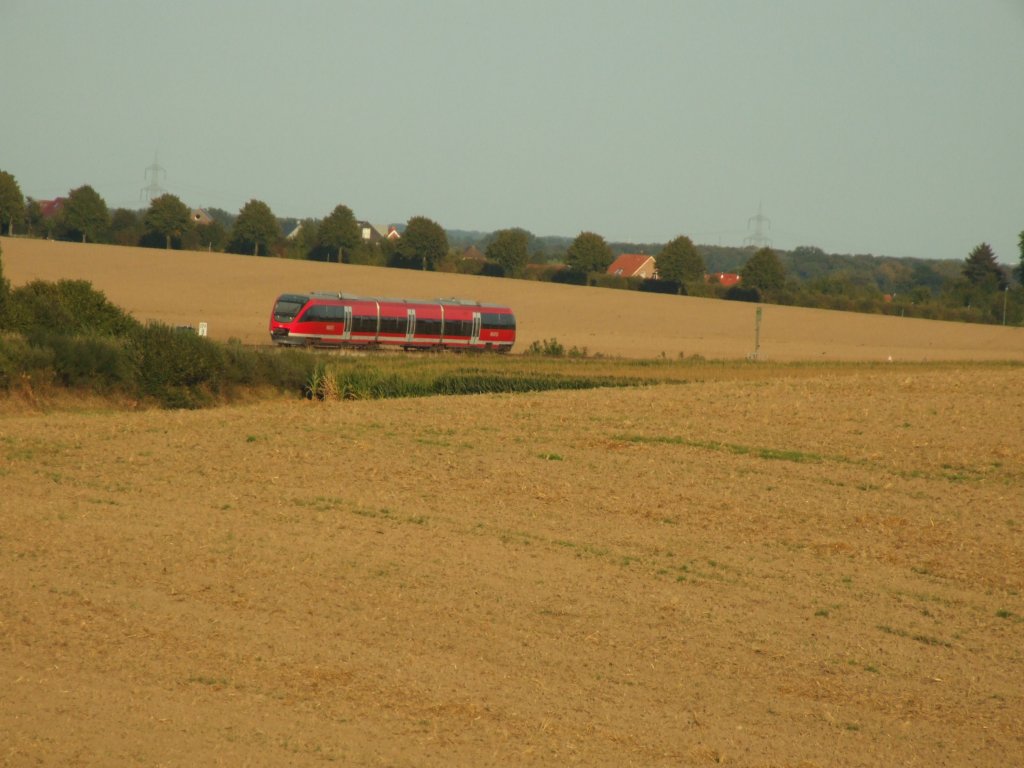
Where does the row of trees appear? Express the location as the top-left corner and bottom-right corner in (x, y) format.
(461, 227), (1021, 324)
(1, 169), (1021, 325)
(558, 229), (783, 292)
(0, 170), (456, 271)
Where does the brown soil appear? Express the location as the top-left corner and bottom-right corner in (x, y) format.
(2, 238), (1023, 766)
(3, 237), (1022, 361)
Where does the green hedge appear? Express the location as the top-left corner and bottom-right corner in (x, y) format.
(6, 279), (140, 337)
(125, 323), (227, 408)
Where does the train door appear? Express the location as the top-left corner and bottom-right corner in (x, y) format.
(470, 312), (482, 345)
(341, 306), (352, 341)
(406, 308), (416, 342)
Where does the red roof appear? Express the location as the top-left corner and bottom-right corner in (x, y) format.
(607, 253), (656, 279)
(39, 198), (66, 218)
(706, 272), (742, 287)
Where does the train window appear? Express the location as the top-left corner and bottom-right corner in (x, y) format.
(352, 314), (377, 334)
(299, 304), (331, 322)
(416, 318), (441, 336)
(481, 312), (515, 329)
(445, 320), (471, 337)
(379, 315), (404, 334)
(274, 297), (306, 322)
(300, 304), (347, 322)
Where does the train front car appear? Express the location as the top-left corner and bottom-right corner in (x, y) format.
(269, 293), (311, 346)
(270, 292), (355, 347)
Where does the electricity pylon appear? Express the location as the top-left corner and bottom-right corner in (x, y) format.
(744, 202), (772, 248)
(140, 152), (167, 202)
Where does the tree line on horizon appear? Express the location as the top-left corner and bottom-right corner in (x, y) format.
(0, 169), (1021, 326)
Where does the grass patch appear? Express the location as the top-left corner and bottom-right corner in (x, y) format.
(188, 675), (230, 688)
(877, 624), (952, 648)
(617, 434), (825, 464)
(306, 356), (661, 401)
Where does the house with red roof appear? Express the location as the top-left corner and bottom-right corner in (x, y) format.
(37, 198), (66, 219)
(607, 253), (657, 279)
(706, 272), (742, 287)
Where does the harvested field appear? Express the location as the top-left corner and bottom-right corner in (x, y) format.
(3, 237), (1023, 361)
(3, 366), (1023, 765)
(1, 238), (1023, 766)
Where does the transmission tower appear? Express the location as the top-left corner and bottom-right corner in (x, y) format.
(140, 152), (167, 202)
(744, 202), (772, 248)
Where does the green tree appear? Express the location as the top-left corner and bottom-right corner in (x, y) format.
(741, 247), (785, 292)
(486, 228), (531, 277)
(183, 219), (228, 252)
(24, 199), (46, 237)
(910, 260), (948, 296)
(279, 218), (317, 260)
(316, 204), (361, 262)
(62, 185), (109, 243)
(1015, 230), (1024, 284)
(395, 216), (448, 270)
(0, 171), (26, 235)
(656, 235), (704, 287)
(963, 242), (1006, 290)
(0, 242), (9, 327)
(204, 207), (236, 230)
(349, 239), (390, 267)
(564, 231), (613, 275)
(228, 200), (279, 256)
(143, 194), (192, 249)
(110, 208), (143, 246)
(875, 258), (915, 295)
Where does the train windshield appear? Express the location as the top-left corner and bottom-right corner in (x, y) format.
(273, 295), (307, 322)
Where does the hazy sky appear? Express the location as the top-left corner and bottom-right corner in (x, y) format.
(3, 1), (1023, 263)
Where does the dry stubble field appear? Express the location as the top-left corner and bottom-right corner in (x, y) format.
(2, 238), (1023, 766)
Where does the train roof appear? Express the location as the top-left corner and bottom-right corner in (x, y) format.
(289, 291), (509, 309)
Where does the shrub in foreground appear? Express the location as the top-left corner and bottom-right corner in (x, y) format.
(125, 323), (227, 408)
(0, 333), (55, 390)
(7, 279), (140, 337)
(28, 331), (134, 390)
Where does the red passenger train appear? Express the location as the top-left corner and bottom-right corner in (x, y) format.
(269, 292), (516, 351)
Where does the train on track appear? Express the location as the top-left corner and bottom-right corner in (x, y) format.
(269, 291), (516, 351)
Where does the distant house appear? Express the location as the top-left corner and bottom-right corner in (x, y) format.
(607, 253), (657, 279)
(358, 222), (400, 243)
(37, 198), (66, 219)
(190, 208), (213, 227)
(461, 245), (485, 263)
(706, 272), (742, 287)
(284, 221), (303, 240)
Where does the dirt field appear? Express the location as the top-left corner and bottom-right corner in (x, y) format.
(2, 238), (1023, 766)
(2, 237), (1022, 361)
(2, 365), (1022, 766)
